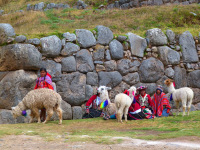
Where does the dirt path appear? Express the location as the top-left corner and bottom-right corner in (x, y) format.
(0, 135), (200, 150)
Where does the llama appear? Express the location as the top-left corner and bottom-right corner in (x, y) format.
(164, 79), (194, 116)
(12, 88), (63, 124)
(114, 86), (137, 123)
(97, 86), (116, 116)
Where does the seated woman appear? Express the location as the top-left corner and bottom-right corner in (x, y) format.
(152, 85), (171, 117)
(34, 68), (54, 121)
(82, 91), (103, 119)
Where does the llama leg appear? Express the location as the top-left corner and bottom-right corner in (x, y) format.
(32, 108), (41, 123)
(182, 100), (187, 117)
(43, 109), (54, 124)
(175, 101), (179, 116)
(124, 106), (129, 123)
(56, 107), (63, 125)
(118, 107), (124, 123)
(29, 111), (35, 123)
(187, 99), (192, 116)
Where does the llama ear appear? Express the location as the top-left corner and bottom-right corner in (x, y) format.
(106, 87), (112, 90)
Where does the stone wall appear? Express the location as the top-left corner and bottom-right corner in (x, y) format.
(0, 23), (200, 124)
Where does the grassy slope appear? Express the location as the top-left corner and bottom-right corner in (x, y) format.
(0, 111), (200, 143)
(0, 1), (200, 39)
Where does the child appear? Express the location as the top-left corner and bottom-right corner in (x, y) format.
(34, 68), (54, 121)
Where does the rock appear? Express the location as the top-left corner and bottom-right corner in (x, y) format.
(0, 10), (4, 15)
(61, 56), (76, 73)
(72, 106), (83, 119)
(179, 31), (199, 63)
(156, 75), (169, 93)
(27, 4), (34, 11)
(132, 60), (141, 67)
(187, 70), (200, 88)
(63, 32), (76, 42)
(27, 38), (40, 45)
(94, 61), (103, 65)
(85, 85), (93, 100)
(182, 1), (189, 5)
(15, 35), (26, 43)
(117, 59), (131, 75)
(127, 33), (147, 57)
(57, 72), (86, 106)
(76, 49), (95, 73)
(86, 72), (98, 86)
(61, 39), (66, 47)
(191, 88), (200, 104)
(190, 104), (196, 111)
(76, 29), (96, 48)
(129, 0), (140, 7)
(109, 39), (124, 60)
(40, 35), (62, 57)
(153, 0), (163, 5)
(0, 70), (37, 109)
(135, 83), (157, 96)
(61, 42), (80, 56)
(76, 0), (87, 9)
(93, 48), (105, 61)
(51, 101), (72, 120)
(123, 72), (140, 85)
(158, 46), (180, 65)
(196, 103), (200, 110)
(105, 50), (111, 61)
(165, 67), (174, 78)
(166, 29), (176, 44)
(98, 71), (122, 88)
(117, 35), (127, 42)
(151, 47), (158, 52)
(109, 81), (130, 101)
(46, 3), (56, 9)
(96, 25), (113, 45)
(176, 45), (181, 51)
(120, 3), (130, 9)
(0, 44), (42, 71)
(129, 66), (138, 72)
(41, 60), (61, 78)
(174, 66), (187, 88)
(34, 2), (45, 11)
(146, 28), (168, 46)
(138, 57), (164, 83)
(0, 23), (15, 37)
(96, 64), (105, 72)
(104, 60), (117, 72)
(197, 44), (200, 51)
(107, 3), (115, 9)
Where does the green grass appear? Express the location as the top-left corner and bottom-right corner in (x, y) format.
(0, 111), (200, 144)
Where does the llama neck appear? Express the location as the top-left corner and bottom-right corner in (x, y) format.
(100, 92), (111, 104)
(168, 83), (176, 94)
(18, 101), (26, 111)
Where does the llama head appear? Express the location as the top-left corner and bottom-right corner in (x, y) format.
(164, 79), (173, 87)
(97, 86), (111, 95)
(11, 106), (22, 118)
(128, 86), (137, 96)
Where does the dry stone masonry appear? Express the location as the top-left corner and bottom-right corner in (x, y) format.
(0, 24), (200, 124)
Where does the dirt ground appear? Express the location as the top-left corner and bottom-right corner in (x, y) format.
(0, 135), (200, 150)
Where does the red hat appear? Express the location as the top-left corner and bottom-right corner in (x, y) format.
(137, 86), (147, 91)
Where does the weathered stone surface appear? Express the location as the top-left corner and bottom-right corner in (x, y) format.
(76, 0), (87, 9)
(61, 42), (80, 56)
(117, 59), (131, 75)
(105, 50), (111, 61)
(96, 64), (105, 72)
(197, 103), (200, 110)
(0, 23), (15, 37)
(0, 70), (37, 109)
(72, 106), (83, 119)
(132, 60), (141, 67)
(104, 60), (117, 72)
(138, 57), (164, 83)
(192, 88), (200, 104)
(117, 35), (127, 42)
(57, 72), (86, 106)
(27, 38), (40, 46)
(85, 85), (93, 100)
(61, 56), (77, 72)
(96, 25), (113, 45)
(187, 70), (200, 88)
(41, 60), (61, 78)
(174, 66), (187, 88)
(93, 48), (105, 61)
(123, 72), (140, 85)
(34, 2), (44, 11)
(0, 44), (42, 71)
(165, 67), (174, 78)
(146, 28), (168, 46)
(158, 46), (180, 65)
(76, 29), (96, 48)
(98, 71), (122, 88)
(86, 72), (98, 86)
(179, 31), (199, 63)
(156, 75), (169, 93)
(166, 29), (176, 44)
(63, 32), (76, 42)
(127, 33), (147, 57)
(76, 49), (95, 73)
(15, 35), (26, 43)
(129, 66), (138, 73)
(109, 39), (124, 60)
(153, 0), (163, 5)
(40, 35), (62, 57)
(51, 100), (72, 120)
(109, 81), (130, 101)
